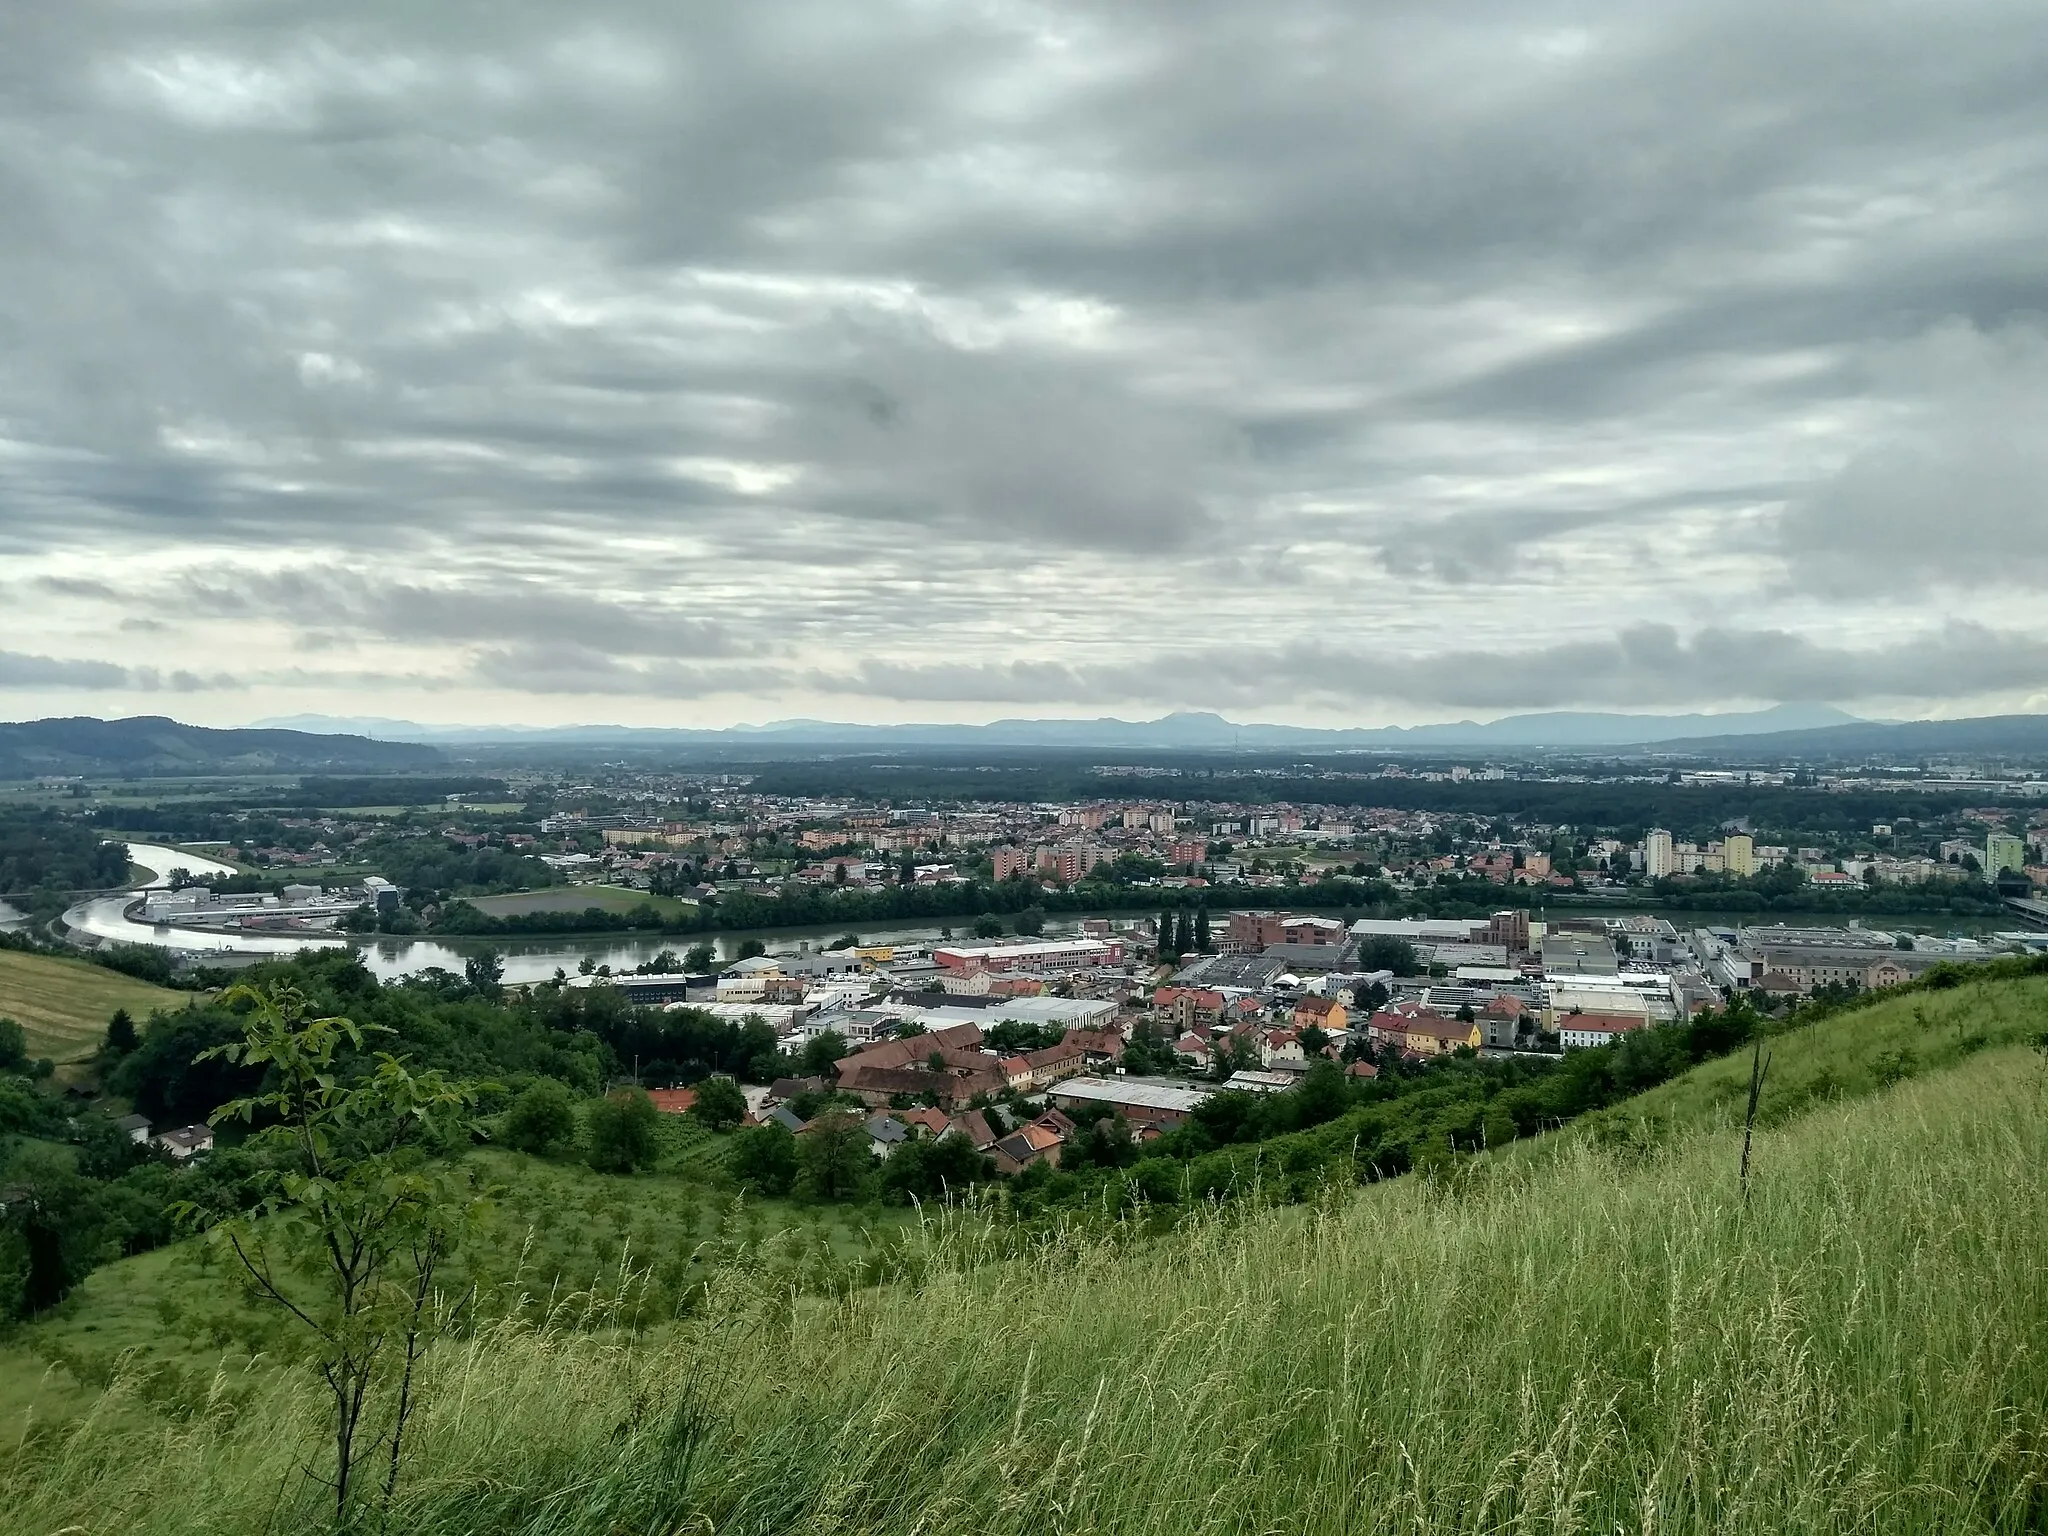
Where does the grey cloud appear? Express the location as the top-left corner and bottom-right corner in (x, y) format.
(185, 570), (741, 659)
(767, 321), (1232, 551)
(807, 623), (2048, 713)
(35, 576), (121, 599)
(1776, 323), (2048, 592)
(3, 1), (2047, 718)
(0, 651), (133, 689)
(0, 650), (233, 691)
(468, 644), (791, 698)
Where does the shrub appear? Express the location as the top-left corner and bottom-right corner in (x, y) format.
(501, 1079), (579, 1156)
(689, 1075), (747, 1132)
(586, 1088), (661, 1174)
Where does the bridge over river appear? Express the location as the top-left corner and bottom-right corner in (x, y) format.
(2005, 896), (2048, 928)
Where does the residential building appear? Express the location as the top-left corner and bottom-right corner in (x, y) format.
(1557, 1013), (1649, 1050)
(864, 1114), (911, 1158)
(1644, 829), (1675, 879)
(989, 1119), (1066, 1174)
(990, 844), (1030, 881)
(1260, 1028), (1307, 1067)
(1155, 985), (1227, 1032)
(1396, 1016), (1482, 1056)
(1291, 994), (1347, 1035)
(1724, 834), (1756, 877)
(1001, 1038), (1088, 1091)
(1170, 839), (1209, 866)
(153, 1125), (215, 1159)
(1987, 833), (2027, 877)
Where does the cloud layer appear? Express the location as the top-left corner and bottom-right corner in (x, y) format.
(2, 1), (2046, 726)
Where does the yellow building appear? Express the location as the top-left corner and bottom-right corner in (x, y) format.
(1724, 833), (1756, 877)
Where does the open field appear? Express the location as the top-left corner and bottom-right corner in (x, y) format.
(0, 949), (196, 1061)
(467, 884), (697, 920)
(9, 1011), (2048, 1532)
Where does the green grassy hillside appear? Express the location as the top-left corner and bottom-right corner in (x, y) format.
(1571, 967), (2048, 1149)
(5, 972), (2048, 1533)
(0, 949), (195, 1062)
(7, 1138), (912, 1405)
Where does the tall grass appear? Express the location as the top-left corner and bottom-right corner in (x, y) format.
(9, 1025), (2048, 1531)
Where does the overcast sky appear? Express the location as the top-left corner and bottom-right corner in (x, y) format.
(3, 0), (2046, 730)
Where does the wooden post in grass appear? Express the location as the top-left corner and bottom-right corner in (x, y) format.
(1740, 1033), (1771, 1205)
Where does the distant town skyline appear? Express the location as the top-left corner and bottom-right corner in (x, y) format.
(4, 1), (2046, 730)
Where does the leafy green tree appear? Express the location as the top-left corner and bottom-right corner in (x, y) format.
(1356, 936), (1420, 975)
(501, 1079), (578, 1155)
(799, 1030), (848, 1078)
(1064, 1112), (1138, 1171)
(174, 983), (483, 1522)
(794, 1111), (872, 1201)
(0, 1143), (110, 1318)
(103, 1008), (138, 1056)
(736, 938), (766, 961)
(1193, 906), (1211, 953)
(727, 1123), (798, 1196)
(878, 1135), (992, 1204)
(1158, 909), (1179, 962)
(973, 914), (1005, 939)
(684, 942), (716, 972)
(587, 1088), (662, 1173)
(0, 1017), (25, 1072)
(109, 1010), (261, 1125)
(1013, 907), (1046, 936)
(463, 948), (504, 1001)
(689, 1075), (747, 1131)
(1295, 1059), (1351, 1126)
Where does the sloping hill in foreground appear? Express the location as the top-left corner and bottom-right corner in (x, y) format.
(8, 977), (2048, 1534)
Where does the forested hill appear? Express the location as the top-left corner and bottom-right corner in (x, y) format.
(0, 717), (442, 778)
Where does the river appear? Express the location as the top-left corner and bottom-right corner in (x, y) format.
(62, 848), (1021, 980)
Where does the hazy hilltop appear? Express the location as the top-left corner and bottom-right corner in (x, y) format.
(0, 717), (442, 777)
(254, 704), (1865, 752)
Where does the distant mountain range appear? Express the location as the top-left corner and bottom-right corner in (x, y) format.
(1657, 712), (2048, 759)
(254, 703), (1862, 752)
(0, 716), (441, 777)
(4, 708), (2039, 779)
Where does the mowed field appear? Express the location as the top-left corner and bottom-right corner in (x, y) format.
(467, 885), (696, 920)
(0, 949), (196, 1061)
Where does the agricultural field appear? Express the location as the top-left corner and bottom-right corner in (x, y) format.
(0, 949), (197, 1062)
(467, 884), (696, 920)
